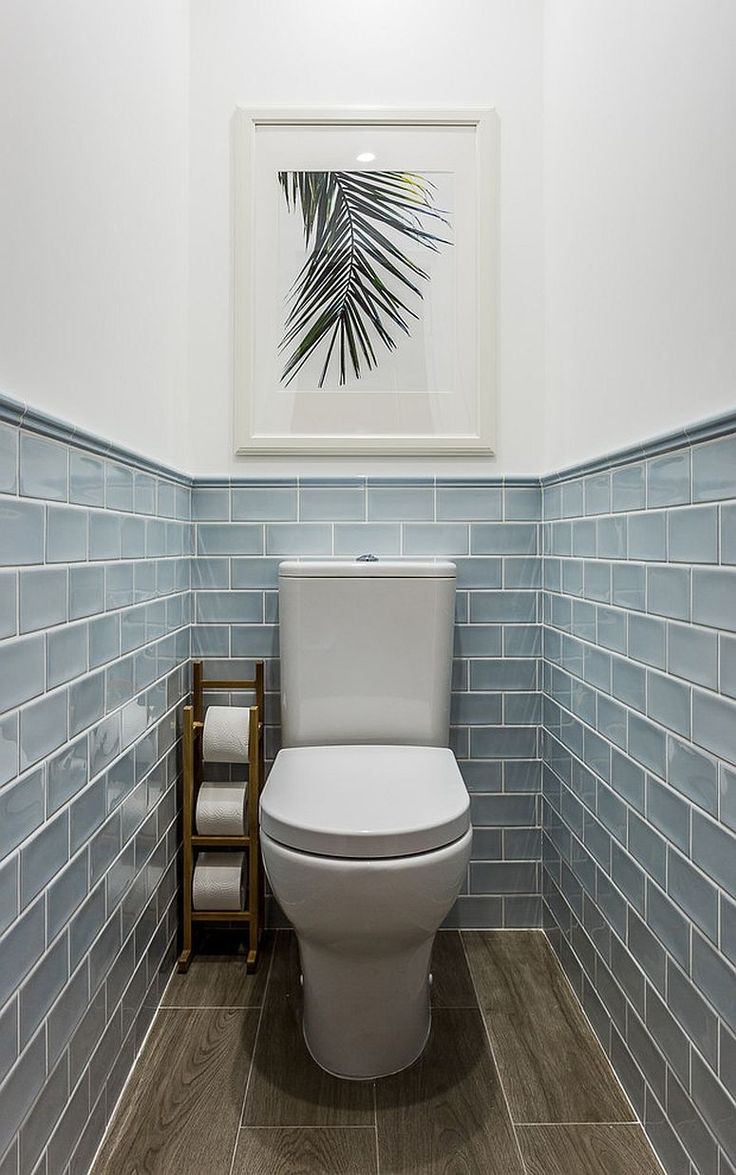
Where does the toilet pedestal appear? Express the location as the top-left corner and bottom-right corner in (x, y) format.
(300, 937), (434, 1079)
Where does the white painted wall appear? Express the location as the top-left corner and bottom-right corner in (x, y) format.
(0, 0), (190, 471)
(187, 0), (545, 477)
(543, 0), (736, 472)
(4, 3), (733, 478)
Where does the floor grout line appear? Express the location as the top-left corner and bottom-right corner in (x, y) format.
(459, 931), (530, 1175)
(226, 931), (278, 1175)
(373, 1081), (380, 1175)
(514, 1121), (639, 1127)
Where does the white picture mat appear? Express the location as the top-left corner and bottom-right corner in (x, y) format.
(235, 109), (497, 454)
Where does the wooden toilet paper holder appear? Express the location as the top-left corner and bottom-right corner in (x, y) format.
(177, 659), (265, 974)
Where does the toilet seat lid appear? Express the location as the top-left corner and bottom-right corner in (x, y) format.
(260, 745), (470, 858)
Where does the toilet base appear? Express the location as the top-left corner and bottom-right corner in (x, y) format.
(298, 938), (435, 1080)
(260, 826), (473, 1082)
(303, 1014), (432, 1081)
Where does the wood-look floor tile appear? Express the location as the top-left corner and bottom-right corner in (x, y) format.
(375, 1008), (525, 1174)
(162, 931), (273, 1008)
(462, 931), (633, 1124)
(92, 1008), (258, 1174)
(232, 1128), (378, 1174)
(242, 932), (374, 1127)
(518, 1124), (663, 1174)
(430, 931), (478, 1008)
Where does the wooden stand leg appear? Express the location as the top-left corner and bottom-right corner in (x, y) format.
(246, 702), (261, 973)
(177, 704), (195, 973)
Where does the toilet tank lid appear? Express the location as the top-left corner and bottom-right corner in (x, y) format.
(260, 745), (470, 858)
(278, 559), (456, 579)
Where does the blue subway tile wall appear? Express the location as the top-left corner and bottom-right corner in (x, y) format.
(0, 416), (190, 1174)
(542, 439), (736, 1175)
(191, 478), (543, 933)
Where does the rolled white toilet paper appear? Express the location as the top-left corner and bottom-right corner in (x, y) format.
(203, 706), (250, 762)
(195, 782), (247, 836)
(192, 851), (245, 911)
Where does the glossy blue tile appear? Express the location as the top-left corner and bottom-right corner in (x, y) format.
(19, 567), (67, 633)
(0, 713), (18, 785)
(504, 486), (542, 520)
(570, 519), (596, 558)
(299, 486), (365, 521)
(647, 776), (689, 852)
(366, 484), (433, 521)
(20, 810), (69, 906)
(46, 505), (87, 563)
(628, 512), (667, 562)
(611, 463), (645, 513)
(20, 434), (68, 501)
(647, 881), (689, 969)
(628, 614), (666, 670)
(68, 565), (104, 621)
(693, 688), (736, 765)
(668, 848), (718, 942)
(0, 571), (16, 639)
(628, 713), (666, 776)
(19, 691), (67, 770)
(192, 487), (229, 521)
(264, 524), (330, 556)
(105, 463), (134, 512)
(647, 450), (690, 508)
(0, 635), (45, 713)
(436, 486), (502, 521)
(333, 523), (401, 556)
(723, 502), (736, 564)
(199, 523), (264, 555)
(561, 479), (584, 518)
(611, 562), (645, 611)
(692, 567), (736, 632)
(722, 633), (736, 699)
(47, 625), (87, 689)
(0, 766), (44, 858)
(69, 452), (104, 507)
(584, 473), (611, 515)
(0, 424), (18, 494)
(470, 523), (537, 555)
(668, 621), (718, 689)
(597, 516), (627, 558)
(196, 591), (262, 623)
(0, 500), (44, 565)
(403, 523), (468, 555)
(231, 486), (297, 521)
(692, 434), (736, 502)
(667, 504), (718, 563)
(647, 671), (690, 738)
(667, 735), (718, 814)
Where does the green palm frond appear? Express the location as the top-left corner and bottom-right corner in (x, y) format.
(278, 170), (450, 387)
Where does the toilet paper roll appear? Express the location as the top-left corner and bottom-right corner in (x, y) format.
(196, 782), (247, 836)
(203, 706), (250, 763)
(192, 851), (245, 911)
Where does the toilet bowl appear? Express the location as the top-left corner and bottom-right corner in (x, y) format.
(260, 743), (471, 1079)
(262, 558), (469, 1079)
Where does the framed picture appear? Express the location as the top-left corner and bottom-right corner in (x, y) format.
(234, 107), (498, 455)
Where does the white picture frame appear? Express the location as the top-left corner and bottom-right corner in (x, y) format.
(234, 107), (498, 455)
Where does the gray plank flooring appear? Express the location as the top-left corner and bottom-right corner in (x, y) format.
(518, 1124), (664, 1174)
(462, 930), (634, 1124)
(93, 930), (662, 1174)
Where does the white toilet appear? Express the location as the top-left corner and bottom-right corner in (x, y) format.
(259, 559), (472, 1080)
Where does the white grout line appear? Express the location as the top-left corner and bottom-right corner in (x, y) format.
(458, 931), (530, 1175)
(86, 953), (180, 1174)
(227, 931), (278, 1175)
(372, 1083), (381, 1175)
(538, 913), (668, 1175)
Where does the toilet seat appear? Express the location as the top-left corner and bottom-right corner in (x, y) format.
(260, 744), (470, 859)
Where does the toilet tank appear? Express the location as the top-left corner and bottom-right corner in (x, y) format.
(279, 560), (456, 748)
